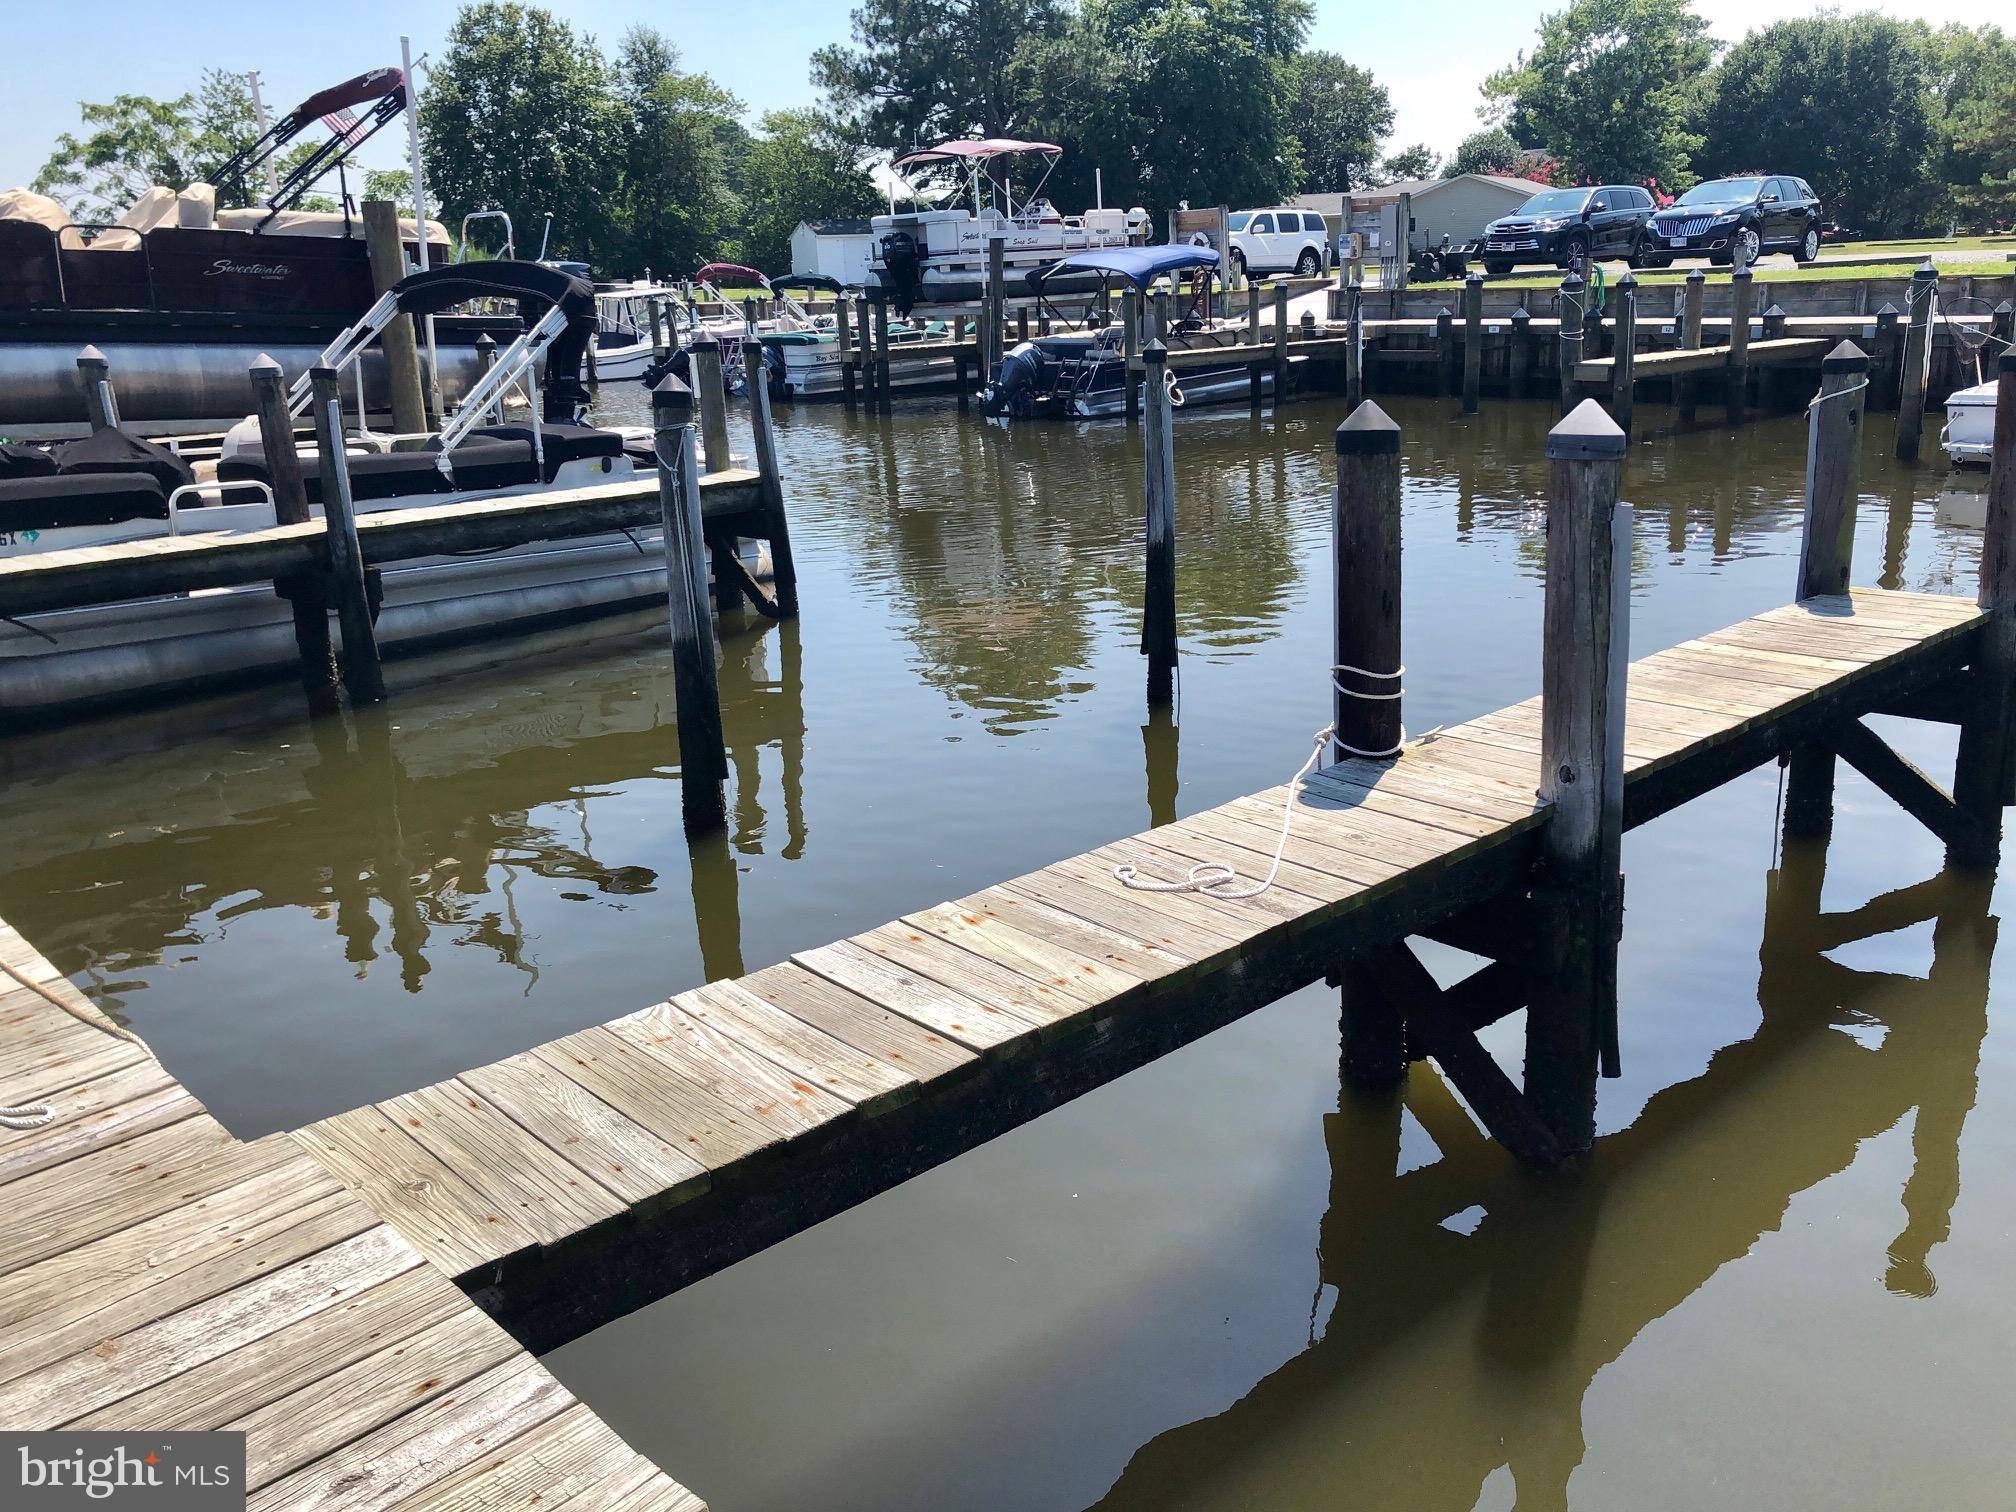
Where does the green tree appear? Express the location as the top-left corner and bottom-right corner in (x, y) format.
(1376, 143), (1440, 183)
(421, 2), (626, 265)
(1483, 0), (1712, 191)
(737, 109), (882, 277)
(1930, 24), (2016, 230)
(1698, 14), (1936, 235)
(1451, 126), (1523, 177)
(812, 0), (1068, 150)
(35, 69), (261, 219)
(615, 26), (745, 276)
(1283, 51), (1393, 192)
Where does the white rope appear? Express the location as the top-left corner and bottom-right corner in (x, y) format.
(1808, 377), (1869, 413)
(1113, 662), (1407, 901)
(0, 1103), (53, 1131)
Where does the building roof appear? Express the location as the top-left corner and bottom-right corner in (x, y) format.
(795, 218), (875, 237)
(1358, 174), (1541, 202)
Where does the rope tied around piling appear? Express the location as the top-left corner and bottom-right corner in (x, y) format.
(1808, 378), (1870, 413)
(1330, 662), (1406, 761)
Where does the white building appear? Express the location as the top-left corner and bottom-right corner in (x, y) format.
(789, 219), (876, 288)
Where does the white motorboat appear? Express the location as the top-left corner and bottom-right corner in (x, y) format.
(870, 140), (1147, 312)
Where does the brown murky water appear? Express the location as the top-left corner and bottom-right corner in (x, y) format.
(1, 386), (2009, 1508)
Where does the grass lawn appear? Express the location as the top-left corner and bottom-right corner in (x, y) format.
(1390, 243), (2015, 296)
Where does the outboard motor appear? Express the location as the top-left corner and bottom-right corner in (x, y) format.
(879, 229), (921, 315)
(982, 341), (1048, 417)
(639, 347), (690, 390)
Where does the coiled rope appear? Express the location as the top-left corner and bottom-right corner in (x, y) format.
(0, 955), (140, 1131)
(1114, 663), (1405, 900)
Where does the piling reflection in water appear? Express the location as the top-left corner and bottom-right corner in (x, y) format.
(1092, 832), (1995, 1511)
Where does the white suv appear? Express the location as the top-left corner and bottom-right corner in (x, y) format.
(1227, 208), (1330, 278)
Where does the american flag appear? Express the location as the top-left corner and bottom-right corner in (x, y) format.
(319, 108), (367, 147)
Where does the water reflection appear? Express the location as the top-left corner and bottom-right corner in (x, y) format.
(1093, 836), (1994, 1510)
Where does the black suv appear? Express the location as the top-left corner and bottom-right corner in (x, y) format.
(1645, 175), (1824, 267)
(1479, 185), (1657, 275)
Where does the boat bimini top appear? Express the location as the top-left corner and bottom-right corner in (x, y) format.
(210, 68), (412, 232)
(286, 260), (597, 483)
(1027, 244), (1220, 293)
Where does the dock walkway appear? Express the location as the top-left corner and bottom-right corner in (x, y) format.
(0, 919), (702, 1509)
(280, 587), (1983, 1347)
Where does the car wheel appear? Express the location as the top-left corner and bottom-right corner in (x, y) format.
(1484, 260), (1514, 278)
(1557, 230), (1591, 269)
(1794, 227), (1819, 264)
(1294, 248), (1320, 277)
(1735, 225), (1761, 268)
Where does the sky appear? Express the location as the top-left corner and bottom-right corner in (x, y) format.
(2, 0), (1996, 199)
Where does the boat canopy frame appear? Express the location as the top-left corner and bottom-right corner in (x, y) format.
(210, 68), (411, 232)
(889, 139), (1065, 221)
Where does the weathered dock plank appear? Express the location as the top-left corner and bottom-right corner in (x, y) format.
(281, 587), (1983, 1351)
(0, 917), (703, 1509)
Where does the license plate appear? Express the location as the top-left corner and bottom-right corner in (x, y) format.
(1669, 237), (1687, 247)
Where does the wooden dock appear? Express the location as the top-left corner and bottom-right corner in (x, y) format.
(0, 917), (703, 1509)
(279, 585), (1986, 1348)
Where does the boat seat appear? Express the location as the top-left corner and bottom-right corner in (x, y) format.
(463, 423), (623, 482)
(0, 472), (168, 534)
(0, 443), (59, 480)
(217, 437), (540, 504)
(51, 429), (194, 494)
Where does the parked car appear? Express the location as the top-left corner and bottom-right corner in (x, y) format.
(1226, 208), (1329, 279)
(1646, 176), (1824, 267)
(1478, 185), (1658, 275)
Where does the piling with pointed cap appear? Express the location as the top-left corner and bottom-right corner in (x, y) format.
(75, 346), (114, 431)
(741, 334), (798, 617)
(1271, 280), (1290, 398)
(472, 332), (498, 424)
(1726, 268), (1755, 422)
(1897, 263), (1937, 459)
(1528, 398), (1632, 1151)
(1141, 340), (1178, 706)
(1345, 273), (1366, 409)
(1247, 283), (1264, 409)
(1870, 302), (1902, 411)
(873, 298), (892, 412)
(1460, 274), (1484, 413)
(1677, 269), (1706, 423)
(837, 296), (857, 410)
(689, 333), (732, 473)
(307, 365), (384, 706)
(1435, 307), (1457, 396)
(1558, 273), (1585, 414)
(1797, 341), (1871, 602)
(1508, 306), (1532, 398)
(250, 354), (336, 713)
(361, 199), (428, 434)
(1952, 352), (2016, 867)
(1608, 272), (1639, 434)
(651, 373), (728, 833)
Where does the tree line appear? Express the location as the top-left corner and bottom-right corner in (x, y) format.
(29, 0), (2016, 274)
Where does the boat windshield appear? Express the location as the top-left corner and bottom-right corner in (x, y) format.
(1516, 189), (1589, 216)
(1676, 178), (1763, 205)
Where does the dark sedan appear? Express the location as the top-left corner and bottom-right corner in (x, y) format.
(1479, 185), (1658, 275)
(1645, 175), (1824, 267)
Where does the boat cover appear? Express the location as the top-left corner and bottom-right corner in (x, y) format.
(51, 429), (194, 494)
(390, 261), (595, 321)
(1026, 244), (1220, 292)
(219, 438), (540, 504)
(0, 472), (168, 533)
(694, 263), (767, 287)
(0, 443), (58, 480)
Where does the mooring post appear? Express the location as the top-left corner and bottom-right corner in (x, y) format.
(1528, 399), (1631, 1155)
(1677, 269), (1706, 423)
(307, 366), (385, 706)
(1272, 280), (1290, 401)
(1759, 303), (1788, 409)
(1508, 306), (1532, 399)
(1994, 302), (2016, 363)
(1345, 274), (1365, 409)
(1247, 283), (1263, 409)
(1461, 274), (1483, 413)
(837, 297), (857, 411)
(1016, 307), (1029, 345)
(1333, 401), (1407, 1086)
(1123, 288), (1142, 423)
(1141, 341), (1178, 707)
(1951, 353), (2016, 867)
(75, 345), (115, 431)
(250, 355), (336, 714)
(472, 332), (498, 423)
(1558, 273), (1585, 414)
(361, 200), (428, 433)
(1896, 263), (1937, 461)
(690, 334), (732, 473)
(1869, 303), (1901, 411)
(1151, 288), (1170, 343)
(648, 296), (668, 362)
(1609, 271), (1639, 435)
(742, 334), (798, 618)
(985, 234), (1006, 383)
(1434, 308), (1456, 397)
(651, 376), (729, 834)
(1726, 268), (1754, 424)
(873, 299), (892, 412)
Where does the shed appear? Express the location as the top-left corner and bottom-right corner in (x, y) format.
(789, 219), (875, 288)
(1340, 175), (1543, 253)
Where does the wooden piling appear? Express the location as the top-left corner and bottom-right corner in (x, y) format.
(984, 236), (1006, 383)
(250, 355), (336, 714)
(1016, 307), (1029, 344)
(1345, 275), (1365, 409)
(1461, 274), (1483, 413)
(838, 297), (858, 410)
(1272, 281), (1290, 402)
(1952, 353), (2016, 867)
(1247, 284), (1263, 409)
(648, 297), (668, 361)
(650, 378), (728, 834)
(1332, 401), (1406, 1085)
(307, 366), (385, 706)
(1676, 269), (1705, 423)
(1726, 268), (1754, 424)
(741, 335), (798, 618)
(1896, 263), (1937, 461)
(873, 299), (892, 413)
(1435, 308), (1456, 397)
(1528, 399), (1631, 1152)
(75, 346), (114, 431)
(1609, 271), (1638, 435)
(1141, 341), (1178, 707)
(361, 200), (427, 434)
(1151, 289), (1169, 343)
(690, 334), (732, 473)
(1558, 274), (1585, 414)
(1508, 306), (1532, 399)
(1123, 289), (1142, 423)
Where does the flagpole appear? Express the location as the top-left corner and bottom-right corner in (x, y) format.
(247, 72), (281, 202)
(401, 34), (443, 418)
